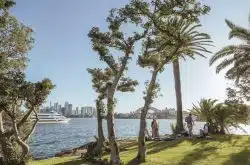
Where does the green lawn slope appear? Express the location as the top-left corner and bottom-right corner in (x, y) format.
(29, 135), (250, 165)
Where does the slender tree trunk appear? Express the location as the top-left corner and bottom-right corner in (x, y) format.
(173, 59), (184, 133)
(219, 124), (226, 134)
(137, 69), (159, 162)
(95, 100), (105, 155)
(0, 111), (4, 133)
(107, 95), (120, 165)
(105, 55), (129, 164)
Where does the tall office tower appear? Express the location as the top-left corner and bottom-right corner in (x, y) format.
(54, 102), (58, 112)
(76, 107), (79, 115)
(68, 104), (73, 116)
(81, 107), (85, 116)
(64, 102), (69, 116)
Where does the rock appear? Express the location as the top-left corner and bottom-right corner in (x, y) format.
(55, 149), (73, 157)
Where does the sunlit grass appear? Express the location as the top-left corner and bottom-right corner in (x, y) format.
(30, 135), (250, 165)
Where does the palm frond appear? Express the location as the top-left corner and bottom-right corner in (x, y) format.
(215, 57), (235, 73)
(210, 45), (237, 65)
(225, 18), (250, 42)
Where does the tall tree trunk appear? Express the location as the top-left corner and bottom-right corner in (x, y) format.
(219, 123), (226, 134)
(137, 69), (158, 162)
(105, 55), (129, 164)
(107, 96), (120, 165)
(95, 99), (105, 155)
(173, 59), (184, 133)
(0, 111), (4, 133)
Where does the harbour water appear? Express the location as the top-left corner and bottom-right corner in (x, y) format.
(30, 118), (250, 159)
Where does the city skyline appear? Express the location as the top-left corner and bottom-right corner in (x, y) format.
(12, 0), (250, 113)
(41, 101), (97, 117)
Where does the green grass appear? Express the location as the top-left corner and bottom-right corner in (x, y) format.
(29, 135), (250, 165)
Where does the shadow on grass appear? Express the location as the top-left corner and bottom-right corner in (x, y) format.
(178, 146), (218, 165)
(222, 148), (250, 165)
(54, 158), (94, 165)
(126, 157), (141, 165)
(147, 140), (182, 155)
(120, 141), (138, 151)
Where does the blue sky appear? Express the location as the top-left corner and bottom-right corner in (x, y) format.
(12, 0), (250, 112)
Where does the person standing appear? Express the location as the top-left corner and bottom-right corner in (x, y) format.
(185, 114), (194, 137)
(151, 118), (159, 138)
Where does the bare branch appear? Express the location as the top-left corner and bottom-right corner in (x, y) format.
(23, 107), (39, 142)
(12, 118), (29, 158)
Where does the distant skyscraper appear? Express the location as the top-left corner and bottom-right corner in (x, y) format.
(76, 107), (79, 115)
(68, 104), (73, 116)
(80, 106), (96, 117)
(64, 102), (69, 116)
(54, 102), (58, 112)
(81, 107), (85, 116)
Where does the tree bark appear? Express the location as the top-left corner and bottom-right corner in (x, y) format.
(219, 123), (226, 134)
(0, 110), (4, 134)
(107, 96), (120, 165)
(95, 99), (105, 156)
(106, 55), (130, 164)
(137, 69), (158, 162)
(23, 109), (39, 142)
(0, 136), (26, 165)
(12, 119), (29, 158)
(173, 59), (184, 133)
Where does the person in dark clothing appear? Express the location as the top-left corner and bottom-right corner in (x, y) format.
(185, 114), (194, 137)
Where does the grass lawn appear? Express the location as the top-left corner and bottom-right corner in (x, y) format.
(29, 135), (250, 165)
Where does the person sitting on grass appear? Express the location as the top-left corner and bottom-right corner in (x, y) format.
(200, 123), (209, 138)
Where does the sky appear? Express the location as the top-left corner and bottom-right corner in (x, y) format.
(12, 0), (250, 113)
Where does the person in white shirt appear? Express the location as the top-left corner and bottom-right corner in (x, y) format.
(200, 123), (209, 137)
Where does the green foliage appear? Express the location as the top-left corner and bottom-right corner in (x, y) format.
(0, 15), (34, 72)
(170, 123), (177, 135)
(0, 2), (54, 164)
(191, 98), (249, 134)
(210, 13), (250, 102)
(210, 13), (250, 83)
(191, 98), (218, 123)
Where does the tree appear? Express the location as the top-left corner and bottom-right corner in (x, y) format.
(136, 34), (175, 162)
(151, 17), (212, 133)
(0, 1), (54, 165)
(0, 72), (54, 165)
(87, 68), (112, 157)
(210, 13), (250, 81)
(191, 98), (249, 134)
(210, 13), (250, 102)
(88, 10), (144, 164)
(191, 98), (219, 133)
(115, 0), (211, 134)
(135, 15), (212, 161)
(87, 68), (139, 158)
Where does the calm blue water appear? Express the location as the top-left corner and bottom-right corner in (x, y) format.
(29, 118), (212, 159)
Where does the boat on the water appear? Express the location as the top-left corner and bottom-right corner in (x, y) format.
(32, 111), (71, 123)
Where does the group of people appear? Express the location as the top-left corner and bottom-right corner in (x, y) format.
(185, 113), (209, 137)
(146, 114), (209, 139)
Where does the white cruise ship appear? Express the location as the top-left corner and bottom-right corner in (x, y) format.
(32, 111), (71, 123)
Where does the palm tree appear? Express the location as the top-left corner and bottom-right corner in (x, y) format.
(210, 13), (250, 81)
(136, 17), (212, 161)
(191, 98), (218, 122)
(157, 17), (212, 133)
(191, 98), (249, 134)
(191, 98), (219, 133)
